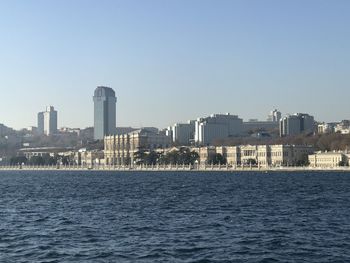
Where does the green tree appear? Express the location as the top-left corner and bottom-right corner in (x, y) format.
(42, 154), (57, 165)
(296, 154), (310, 167)
(61, 156), (71, 165)
(166, 150), (180, 165)
(189, 151), (200, 165)
(246, 158), (257, 166)
(145, 151), (159, 165)
(10, 156), (28, 165)
(29, 156), (45, 166)
(339, 160), (349, 167)
(212, 153), (227, 165)
(133, 148), (148, 165)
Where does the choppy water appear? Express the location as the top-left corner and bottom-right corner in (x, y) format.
(0, 171), (350, 262)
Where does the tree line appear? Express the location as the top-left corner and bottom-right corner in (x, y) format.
(9, 154), (72, 166)
(133, 147), (228, 165)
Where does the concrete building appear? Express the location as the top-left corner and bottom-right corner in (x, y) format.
(194, 113), (243, 146)
(104, 128), (171, 165)
(214, 145), (314, 167)
(309, 152), (349, 168)
(169, 121), (195, 145)
(317, 123), (336, 134)
(334, 120), (350, 134)
(18, 147), (73, 160)
(267, 109), (282, 122)
(26, 126), (38, 135)
(280, 113), (315, 137)
(74, 149), (104, 166)
(93, 86), (117, 140)
(214, 146), (242, 165)
(116, 127), (138, 135)
(38, 106), (58, 136)
(192, 146), (217, 165)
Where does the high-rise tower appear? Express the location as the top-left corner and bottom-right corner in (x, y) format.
(37, 106), (58, 136)
(93, 86), (117, 140)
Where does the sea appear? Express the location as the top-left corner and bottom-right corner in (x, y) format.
(0, 171), (349, 263)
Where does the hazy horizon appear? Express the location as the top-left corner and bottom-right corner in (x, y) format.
(1, 0), (349, 130)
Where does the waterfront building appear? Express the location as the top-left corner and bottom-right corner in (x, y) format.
(191, 146), (216, 165)
(74, 149), (104, 166)
(93, 86), (117, 140)
(224, 146), (241, 165)
(194, 113), (243, 146)
(18, 147), (73, 160)
(169, 121), (195, 145)
(279, 113), (315, 137)
(309, 151), (349, 168)
(104, 128), (171, 165)
(37, 106), (58, 136)
(215, 145), (314, 167)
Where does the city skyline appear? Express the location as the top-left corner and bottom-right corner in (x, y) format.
(1, 0), (350, 129)
(0, 97), (348, 131)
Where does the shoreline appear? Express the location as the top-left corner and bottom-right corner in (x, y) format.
(0, 165), (350, 173)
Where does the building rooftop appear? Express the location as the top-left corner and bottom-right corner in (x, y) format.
(94, 86), (116, 97)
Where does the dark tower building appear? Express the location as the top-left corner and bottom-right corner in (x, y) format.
(93, 86), (117, 140)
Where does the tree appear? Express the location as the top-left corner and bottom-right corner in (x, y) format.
(158, 148), (200, 165)
(61, 156), (71, 165)
(189, 151), (199, 165)
(42, 154), (57, 165)
(10, 156), (27, 165)
(339, 160), (349, 167)
(296, 154), (310, 167)
(133, 148), (148, 165)
(246, 158), (257, 166)
(29, 156), (45, 166)
(165, 150), (180, 165)
(212, 153), (227, 165)
(145, 151), (159, 165)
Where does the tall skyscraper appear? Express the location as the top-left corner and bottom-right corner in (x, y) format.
(93, 86), (117, 140)
(38, 106), (58, 135)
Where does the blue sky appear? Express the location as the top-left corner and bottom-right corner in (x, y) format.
(0, 0), (349, 129)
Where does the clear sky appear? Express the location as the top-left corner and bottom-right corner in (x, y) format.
(0, 0), (349, 129)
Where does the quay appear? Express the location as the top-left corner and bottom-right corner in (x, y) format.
(0, 164), (350, 172)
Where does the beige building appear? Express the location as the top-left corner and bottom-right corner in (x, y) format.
(74, 149), (104, 166)
(309, 152), (349, 168)
(192, 146), (216, 165)
(104, 128), (171, 165)
(216, 145), (314, 167)
(317, 123), (335, 134)
(334, 120), (350, 134)
(224, 146), (241, 165)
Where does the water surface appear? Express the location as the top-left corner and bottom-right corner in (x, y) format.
(0, 171), (349, 262)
